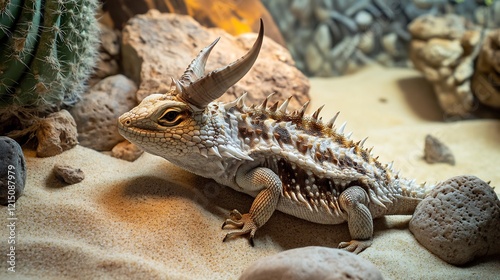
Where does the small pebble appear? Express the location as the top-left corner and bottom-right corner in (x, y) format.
(54, 164), (85, 185)
(111, 141), (144, 162)
(423, 134), (455, 165)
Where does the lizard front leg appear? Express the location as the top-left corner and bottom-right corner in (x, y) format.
(222, 167), (282, 246)
(338, 186), (373, 254)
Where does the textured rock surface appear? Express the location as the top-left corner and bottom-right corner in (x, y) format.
(262, 0), (499, 76)
(89, 24), (121, 85)
(36, 110), (79, 157)
(111, 141), (144, 162)
(472, 29), (500, 109)
(409, 14), (482, 117)
(0, 137), (26, 205)
(53, 164), (85, 185)
(410, 175), (500, 265)
(122, 11), (309, 110)
(70, 75), (137, 151)
(239, 246), (383, 280)
(101, 0), (285, 45)
(423, 134), (455, 165)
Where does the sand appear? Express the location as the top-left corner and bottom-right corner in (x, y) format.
(2, 65), (500, 279)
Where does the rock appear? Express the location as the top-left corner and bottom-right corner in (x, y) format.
(408, 14), (470, 41)
(53, 164), (85, 185)
(290, 0), (314, 23)
(354, 10), (372, 29)
(412, 0), (434, 10)
(381, 33), (399, 58)
(101, 0), (285, 46)
(70, 75), (137, 151)
(0, 137), (26, 205)
(239, 246), (383, 280)
(423, 134), (455, 165)
(420, 39), (462, 68)
(36, 110), (79, 157)
(90, 24), (121, 84)
(313, 23), (332, 55)
(472, 72), (500, 109)
(453, 58), (474, 84)
(121, 11), (310, 110)
(111, 141), (144, 162)
(409, 175), (500, 265)
(305, 43), (324, 74)
(358, 31), (375, 54)
(409, 15), (485, 117)
(99, 23), (120, 56)
(473, 29), (500, 109)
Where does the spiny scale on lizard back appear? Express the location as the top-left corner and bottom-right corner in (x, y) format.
(118, 19), (429, 224)
(222, 93), (424, 215)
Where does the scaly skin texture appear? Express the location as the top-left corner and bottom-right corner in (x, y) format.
(118, 23), (430, 253)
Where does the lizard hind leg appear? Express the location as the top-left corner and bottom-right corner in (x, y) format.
(222, 167), (282, 246)
(338, 186), (374, 254)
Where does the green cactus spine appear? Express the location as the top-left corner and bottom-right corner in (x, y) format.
(0, 0), (100, 135)
(0, 0), (24, 40)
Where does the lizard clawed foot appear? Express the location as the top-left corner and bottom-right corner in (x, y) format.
(222, 209), (258, 246)
(338, 239), (373, 254)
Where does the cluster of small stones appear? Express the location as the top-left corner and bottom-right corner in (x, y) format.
(409, 14), (500, 117)
(262, 0), (500, 76)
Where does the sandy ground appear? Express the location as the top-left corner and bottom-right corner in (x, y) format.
(1, 65), (500, 279)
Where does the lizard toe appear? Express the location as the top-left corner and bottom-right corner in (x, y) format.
(222, 213), (258, 246)
(338, 239), (372, 254)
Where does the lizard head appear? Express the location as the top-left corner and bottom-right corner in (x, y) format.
(118, 20), (264, 158)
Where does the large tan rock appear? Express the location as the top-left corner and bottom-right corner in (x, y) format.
(410, 14), (500, 117)
(70, 75), (138, 151)
(410, 175), (500, 265)
(122, 11), (310, 110)
(409, 15), (482, 117)
(239, 246), (383, 280)
(472, 29), (500, 109)
(101, 0), (285, 46)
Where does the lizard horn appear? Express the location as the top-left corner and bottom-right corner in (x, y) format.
(176, 19), (264, 109)
(178, 37), (220, 85)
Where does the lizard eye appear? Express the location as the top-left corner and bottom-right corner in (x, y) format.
(159, 109), (184, 126)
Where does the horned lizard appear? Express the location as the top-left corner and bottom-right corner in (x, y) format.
(118, 20), (429, 253)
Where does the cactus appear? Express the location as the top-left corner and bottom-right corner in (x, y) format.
(0, 0), (99, 134)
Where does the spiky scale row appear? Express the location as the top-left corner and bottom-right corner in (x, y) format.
(118, 23), (433, 252)
(224, 94), (412, 213)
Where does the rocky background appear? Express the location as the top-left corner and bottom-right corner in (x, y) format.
(69, 1), (311, 161)
(94, 0), (500, 118)
(262, 0), (500, 77)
